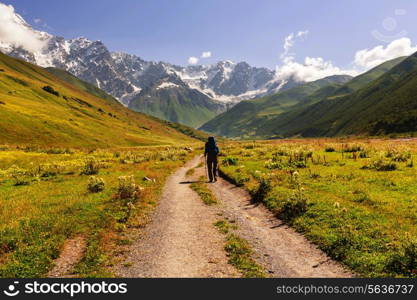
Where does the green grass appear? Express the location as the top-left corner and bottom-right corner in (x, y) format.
(0, 146), (195, 277)
(0, 52), (208, 278)
(45, 67), (120, 105)
(214, 220), (266, 278)
(219, 139), (417, 278)
(214, 220), (236, 234)
(129, 84), (224, 128)
(190, 176), (217, 205)
(0, 52), (197, 147)
(200, 56), (412, 139)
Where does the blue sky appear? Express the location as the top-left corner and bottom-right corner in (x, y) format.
(2, 0), (417, 71)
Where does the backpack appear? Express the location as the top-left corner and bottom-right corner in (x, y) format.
(206, 142), (219, 155)
(206, 137), (219, 155)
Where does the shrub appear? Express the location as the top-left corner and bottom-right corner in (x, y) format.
(391, 152), (411, 162)
(265, 158), (306, 170)
(222, 157), (238, 166)
(87, 176), (105, 193)
(325, 147), (335, 152)
(251, 177), (272, 203)
(279, 192), (308, 222)
(42, 86), (60, 97)
(343, 145), (363, 153)
(325, 226), (357, 260)
(81, 158), (100, 175)
(289, 151), (313, 162)
(352, 190), (374, 205)
(7, 165), (30, 186)
(234, 173), (250, 186)
(362, 158), (397, 171)
(115, 176), (142, 202)
(265, 160), (285, 170)
(372, 159), (397, 171)
(290, 160), (307, 169)
(278, 172), (308, 222)
(273, 148), (290, 156)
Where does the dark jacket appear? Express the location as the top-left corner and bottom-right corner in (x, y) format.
(205, 137), (219, 159)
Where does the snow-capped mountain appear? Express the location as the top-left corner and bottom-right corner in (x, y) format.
(177, 61), (293, 102)
(0, 7), (294, 107)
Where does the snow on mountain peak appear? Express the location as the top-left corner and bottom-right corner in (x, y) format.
(0, 6), (290, 106)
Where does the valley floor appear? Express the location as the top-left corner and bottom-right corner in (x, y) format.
(1, 138), (416, 278)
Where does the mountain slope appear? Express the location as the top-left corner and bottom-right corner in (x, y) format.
(200, 75), (352, 137)
(0, 52), (197, 147)
(254, 53), (417, 137)
(200, 57), (406, 138)
(128, 76), (227, 128)
(0, 6), (323, 130)
(44, 67), (120, 104)
(0, 8), (284, 106)
(327, 56), (406, 98)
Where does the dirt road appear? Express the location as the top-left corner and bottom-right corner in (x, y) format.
(116, 156), (238, 277)
(117, 156), (352, 278)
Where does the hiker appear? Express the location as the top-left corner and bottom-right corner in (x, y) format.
(204, 136), (219, 183)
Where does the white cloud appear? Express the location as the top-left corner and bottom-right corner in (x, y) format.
(354, 37), (417, 69)
(201, 51), (212, 58)
(276, 56), (358, 82)
(188, 56), (199, 65)
(281, 30), (309, 60)
(296, 30), (309, 38)
(0, 3), (47, 53)
(277, 30), (358, 82)
(34, 18), (42, 24)
(276, 35), (417, 83)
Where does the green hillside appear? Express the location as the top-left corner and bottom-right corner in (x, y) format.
(201, 57), (407, 138)
(331, 56), (406, 97)
(0, 52), (197, 147)
(45, 67), (120, 104)
(251, 54), (417, 138)
(200, 75), (352, 137)
(129, 78), (225, 128)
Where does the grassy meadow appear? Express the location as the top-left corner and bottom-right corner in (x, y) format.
(0, 144), (196, 277)
(0, 52), (198, 148)
(0, 51), (209, 278)
(218, 138), (417, 277)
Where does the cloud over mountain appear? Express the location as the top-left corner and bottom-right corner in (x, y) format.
(276, 31), (417, 83)
(276, 31), (357, 82)
(0, 3), (47, 52)
(354, 37), (417, 69)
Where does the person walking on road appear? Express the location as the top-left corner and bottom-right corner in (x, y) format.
(204, 137), (219, 183)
